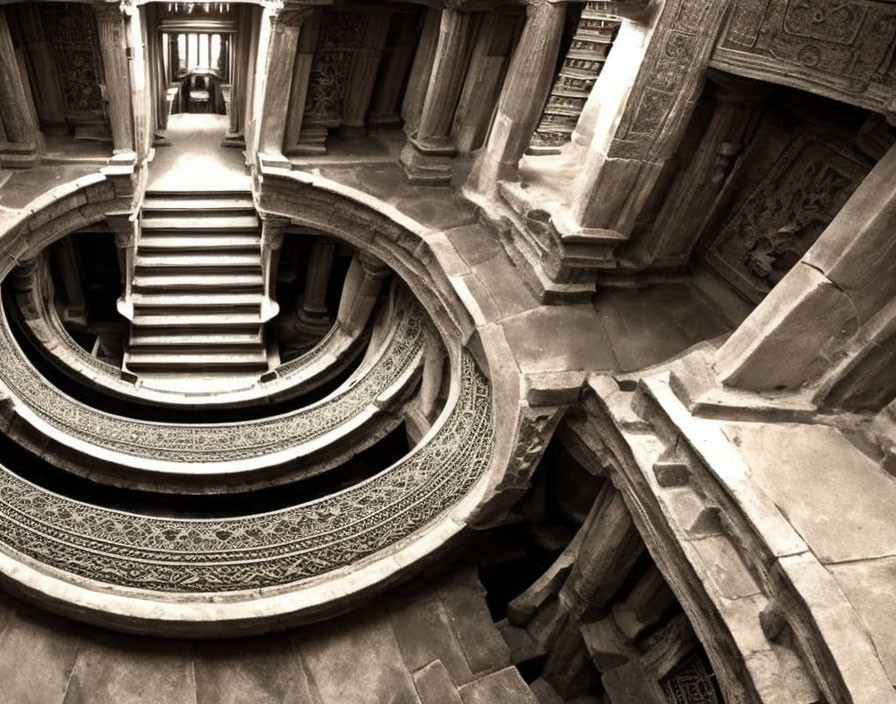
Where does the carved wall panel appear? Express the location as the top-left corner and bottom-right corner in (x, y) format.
(38, 2), (106, 122)
(705, 130), (873, 302)
(712, 0), (896, 115)
(302, 9), (364, 128)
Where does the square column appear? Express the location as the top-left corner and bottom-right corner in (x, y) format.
(399, 8), (474, 185)
(93, 4), (136, 156)
(339, 9), (393, 137)
(0, 8), (41, 166)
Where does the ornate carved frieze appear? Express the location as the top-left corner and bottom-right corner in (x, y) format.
(705, 131), (873, 302)
(529, 3), (621, 154)
(39, 3), (106, 120)
(0, 292), (423, 466)
(0, 351), (492, 593)
(302, 9), (365, 128)
(712, 0), (896, 116)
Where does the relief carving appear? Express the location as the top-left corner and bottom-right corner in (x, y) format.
(706, 131), (872, 302)
(39, 3), (106, 119)
(715, 0), (896, 111)
(302, 10), (364, 126)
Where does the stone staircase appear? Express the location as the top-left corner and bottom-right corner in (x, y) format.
(124, 191), (273, 375)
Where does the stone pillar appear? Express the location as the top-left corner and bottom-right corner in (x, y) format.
(107, 213), (136, 307)
(553, 0), (729, 243)
(625, 73), (767, 268)
(53, 238), (88, 328)
(399, 8), (473, 184)
(298, 239), (336, 331)
(16, 4), (66, 130)
(284, 9), (322, 155)
(452, 10), (519, 154)
(715, 141), (896, 392)
(419, 332), (445, 420)
(464, 2), (566, 196)
(223, 5), (253, 147)
(339, 10), (393, 137)
(0, 7), (40, 164)
(367, 10), (421, 131)
(255, 5), (313, 159)
(260, 214), (289, 303)
(94, 3), (135, 155)
(336, 252), (389, 337)
(400, 8), (441, 135)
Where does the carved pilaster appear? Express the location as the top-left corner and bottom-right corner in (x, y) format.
(298, 239), (336, 331)
(0, 8), (40, 165)
(339, 9), (393, 137)
(284, 9), (322, 155)
(465, 1), (566, 195)
(336, 251), (389, 337)
(93, 3), (135, 154)
(529, 3), (621, 155)
(399, 8), (474, 184)
(367, 10), (422, 131)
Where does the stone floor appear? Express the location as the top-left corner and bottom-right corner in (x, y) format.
(725, 421), (896, 685)
(148, 114), (250, 192)
(0, 563), (535, 704)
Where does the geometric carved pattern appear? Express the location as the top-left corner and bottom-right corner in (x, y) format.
(302, 9), (365, 126)
(714, 0), (896, 114)
(0, 292), (423, 465)
(660, 650), (721, 704)
(706, 131), (873, 302)
(0, 350), (492, 592)
(530, 3), (621, 154)
(39, 2), (106, 117)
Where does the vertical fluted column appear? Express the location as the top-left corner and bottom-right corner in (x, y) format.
(465, 1), (565, 196)
(94, 4), (135, 155)
(340, 10), (393, 137)
(284, 9), (322, 154)
(255, 6), (312, 159)
(0, 8), (40, 162)
(336, 252), (389, 336)
(298, 239), (336, 330)
(367, 10), (422, 131)
(399, 8), (473, 184)
(260, 214), (289, 307)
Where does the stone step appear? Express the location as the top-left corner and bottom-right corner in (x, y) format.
(126, 350), (269, 372)
(132, 312), (263, 328)
(141, 215), (260, 231)
(129, 331), (263, 348)
(139, 234), (261, 252)
(135, 252), (261, 270)
(131, 292), (263, 309)
(142, 196), (255, 213)
(133, 272), (264, 292)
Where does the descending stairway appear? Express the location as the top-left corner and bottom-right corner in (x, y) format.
(124, 191), (273, 375)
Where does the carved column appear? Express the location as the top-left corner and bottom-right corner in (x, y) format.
(453, 10), (520, 153)
(553, 0), (729, 245)
(529, 4), (620, 155)
(465, 1), (566, 196)
(284, 9), (322, 155)
(715, 141), (896, 392)
(52, 238), (88, 328)
(298, 239), (336, 332)
(419, 332), (445, 421)
(367, 10), (422, 131)
(94, 4), (135, 155)
(16, 4), (66, 130)
(340, 10), (393, 137)
(336, 252), (389, 337)
(260, 214), (289, 306)
(255, 6), (313, 159)
(399, 8), (473, 184)
(625, 72), (767, 268)
(0, 8), (40, 164)
(400, 8), (441, 135)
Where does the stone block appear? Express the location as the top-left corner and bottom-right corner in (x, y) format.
(413, 660), (463, 704)
(458, 667), (539, 704)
